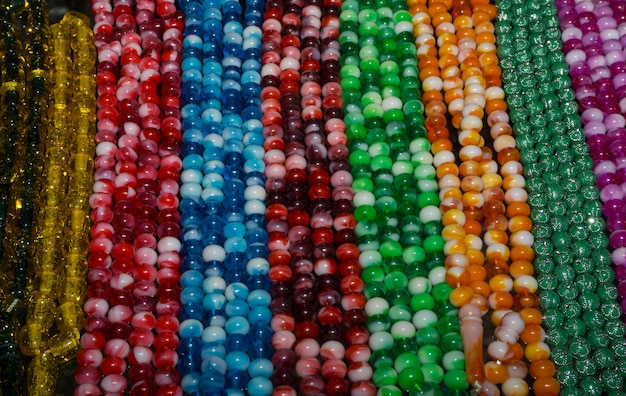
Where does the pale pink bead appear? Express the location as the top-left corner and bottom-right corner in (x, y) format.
(272, 386), (297, 396)
(272, 330), (296, 349)
(91, 223), (115, 239)
(157, 251), (180, 269)
(295, 338), (321, 358)
(487, 110), (509, 127)
(107, 304), (133, 323)
(133, 247), (158, 266)
(157, 237), (181, 254)
(155, 365), (181, 385)
(320, 340), (345, 360)
(88, 268), (112, 284)
(133, 280), (158, 297)
(265, 163), (287, 179)
(481, 380), (501, 396)
(265, 149), (286, 164)
(132, 312), (157, 330)
(271, 314), (295, 332)
(311, 212), (333, 228)
(487, 340), (513, 361)
(280, 56), (300, 71)
(104, 339), (131, 358)
(321, 359), (348, 379)
(296, 357), (321, 377)
(326, 131), (347, 147)
(98, 118), (119, 133)
(130, 346), (153, 364)
(349, 381), (377, 396)
(501, 377), (529, 396)
(84, 298), (110, 316)
(494, 326), (519, 345)
(612, 247), (626, 266)
(100, 374), (127, 393)
(285, 154), (307, 170)
(74, 383), (100, 396)
(330, 170), (352, 188)
(507, 360), (528, 379)
(160, 179), (180, 195)
(347, 362), (373, 382)
(161, 154), (182, 169)
(110, 273), (135, 290)
(96, 141), (118, 157)
(98, 48), (118, 63)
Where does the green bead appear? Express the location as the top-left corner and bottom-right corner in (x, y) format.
(601, 369), (624, 391)
(440, 332), (463, 353)
(394, 352), (421, 374)
(596, 282), (618, 302)
(441, 350), (464, 371)
(410, 293), (434, 312)
(369, 331), (395, 351)
(542, 308), (564, 329)
(443, 369), (467, 390)
(563, 317), (586, 337)
(601, 301), (622, 320)
(578, 291), (600, 311)
(562, 299), (582, 318)
(418, 345), (442, 365)
(593, 346), (615, 369)
(545, 327), (568, 348)
(582, 310), (605, 330)
(556, 366), (579, 388)
(415, 326), (440, 347)
(398, 366), (425, 391)
(431, 283), (452, 302)
(551, 346), (573, 367)
(575, 274), (598, 293)
(569, 336), (592, 359)
(436, 316), (459, 335)
(579, 376), (604, 396)
(388, 304), (413, 323)
(361, 265), (385, 283)
(604, 319), (626, 338)
(377, 385), (403, 396)
(393, 337), (419, 356)
(539, 290), (560, 310)
(421, 363), (444, 384)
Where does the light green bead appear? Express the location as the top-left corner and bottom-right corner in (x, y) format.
(414, 164), (436, 180)
(369, 331), (395, 351)
(359, 249), (383, 268)
(428, 267), (447, 286)
(402, 245), (426, 265)
(394, 352), (421, 373)
(418, 345), (443, 365)
(341, 64), (361, 79)
(369, 141), (390, 157)
(377, 7), (393, 19)
(380, 240), (402, 258)
(353, 176), (374, 192)
(385, 271), (408, 289)
(380, 60), (399, 75)
(415, 327), (441, 346)
(377, 385), (403, 396)
(407, 277), (432, 295)
(358, 9), (377, 23)
(392, 160), (413, 176)
(417, 180), (438, 193)
(412, 310), (438, 329)
(442, 350), (465, 371)
(419, 206), (441, 223)
(398, 367), (425, 391)
(362, 91), (382, 106)
(410, 137), (430, 153)
(365, 296), (390, 316)
(363, 102), (384, 118)
(373, 368), (399, 388)
(353, 190), (376, 206)
(381, 85), (401, 99)
(410, 293), (435, 311)
(391, 320), (417, 339)
(421, 363), (444, 384)
(411, 151), (433, 165)
(388, 304), (413, 322)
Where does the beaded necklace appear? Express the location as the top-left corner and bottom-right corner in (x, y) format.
(497, 0), (626, 394)
(178, 0), (272, 394)
(24, 11), (96, 395)
(556, 0), (626, 322)
(409, 0), (550, 394)
(0, 3), (25, 395)
(340, 0), (467, 394)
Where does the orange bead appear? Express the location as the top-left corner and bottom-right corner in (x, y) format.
(529, 359), (556, 379)
(509, 259), (534, 277)
(532, 377), (561, 396)
(463, 218), (482, 235)
(467, 264), (487, 281)
(458, 130), (482, 145)
(506, 202), (530, 218)
(441, 186), (463, 200)
(427, 126), (450, 142)
(421, 90), (444, 104)
(457, 26), (476, 40)
(519, 307), (542, 325)
(438, 32), (457, 46)
(485, 75), (502, 88)
(439, 54), (459, 68)
(419, 55), (440, 70)
(488, 290), (513, 310)
(425, 100), (447, 117)
(485, 98), (508, 114)
(436, 162), (459, 178)
(428, 2), (448, 16)
(469, 279), (490, 298)
(473, 3), (497, 18)
(426, 114), (447, 130)
(449, 285), (474, 307)
(409, 4), (428, 14)
(509, 342), (525, 362)
(482, 62), (502, 77)
(476, 31), (495, 44)
(466, 249), (485, 266)
(484, 361), (509, 384)
(442, 209), (466, 226)
(510, 245), (534, 262)
(508, 216), (532, 233)
(444, 88), (463, 104)
(461, 66), (482, 80)
(452, 14), (472, 30)
(444, 239), (467, 255)
(520, 324), (545, 344)
(484, 229), (508, 245)
(461, 57), (482, 70)
(442, 224), (466, 241)
(479, 53), (498, 66)
(431, 11), (452, 27)
(450, 112), (463, 129)
(446, 266), (471, 287)
(524, 342), (550, 362)
(420, 66), (441, 80)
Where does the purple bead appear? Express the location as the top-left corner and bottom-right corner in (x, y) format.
(603, 197), (622, 214)
(595, 5), (614, 18)
(602, 39), (622, 53)
(584, 120), (607, 137)
(579, 95), (599, 111)
(610, 230), (626, 248)
(616, 167), (626, 183)
(606, 214), (626, 232)
(613, 247), (626, 266)
(597, 172), (617, 188)
(615, 263), (626, 282)
(610, 61), (626, 75)
(563, 38), (584, 52)
(601, 183), (624, 202)
(608, 127), (626, 140)
(618, 280), (626, 298)
(609, 138), (626, 158)
(570, 60), (591, 77)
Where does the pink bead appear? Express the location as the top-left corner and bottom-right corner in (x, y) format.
(84, 298), (110, 316)
(108, 304), (133, 323)
(295, 338), (321, 358)
(321, 359), (348, 379)
(296, 357), (321, 377)
(81, 332), (107, 349)
(128, 345), (154, 365)
(76, 348), (104, 368)
(74, 383), (101, 396)
(349, 380), (377, 396)
(159, 180), (180, 196)
(299, 375), (324, 396)
(271, 314), (296, 332)
(272, 330), (296, 349)
(272, 385), (297, 396)
(153, 349), (179, 370)
(320, 340), (345, 360)
(104, 338), (131, 358)
(132, 312), (157, 329)
(100, 374), (127, 393)
(134, 247), (158, 265)
(110, 273), (135, 290)
(345, 343), (371, 363)
(74, 366), (101, 385)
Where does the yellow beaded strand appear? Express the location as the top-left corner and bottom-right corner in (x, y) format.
(23, 12), (96, 396)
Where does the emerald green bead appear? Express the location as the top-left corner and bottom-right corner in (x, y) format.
(415, 326), (440, 347)
(579, 376), (604, 396)
(545, 326), (568, 348)
(368, 314), (392, 332)
(397, 366), (425, 392)
(569, 336), (592, 359)
(410, 293), (434, 312)
(604, 319), (626, 338)
(596, 282), (618, 302)
(361, 265), (385, 283)
(394, 352), (420, 374)
(416, 192), (438, 208)
(355, 205), (377, 222)
(422, 221), (442, 236)
(417, 345), (442, 365)
(557, 366), (579, 388)
(443, 369), (468, 390)
(436, 316), (459, 335)
(371, 349), (395, 370)
(593, 347), (616, 370)
(439, 332), (463, 353)
(402, 245), (426, 265)
(420, 363), (444, 384)
(388, 304), (413, 323)
(353, 176), (374, 192)
(382, 85), (401, 99)
(373, 367), (399, 387)
(359, 21), (378, 37)
(582, 310), (605, 330)
(431, 283), (452, 302)
(364, 103), (384, 119)
(378, 385), (403, 396)
(392, 337), (418, 356)
(563, 317), (586, 337)
(383, 108), (405, 123)
(384, 270), (408, 289)
(422, 235), (444, 254)
(342, 75), (361, 91)
(349, 150), (371, 166)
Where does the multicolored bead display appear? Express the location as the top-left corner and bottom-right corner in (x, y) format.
(2, 0), (626, 394)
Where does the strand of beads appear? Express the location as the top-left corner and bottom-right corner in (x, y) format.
(496, 0), (626, 394)
(261, 0), (300, 391)
(177, 0), (211, 392)
(0, 4), (28, 395)
(341, 0), (465, 393)
(238, 0), (275, 393)
(25, 12), (96, 396)
(149, 1), (184, 393)
(318, 0), (375, 392)
(75, 0), (119, 393)
(557, 0), (626, 322)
